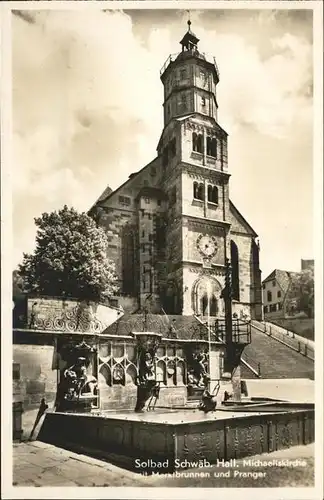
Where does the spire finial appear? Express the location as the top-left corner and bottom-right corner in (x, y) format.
(187, 10), (191, 30)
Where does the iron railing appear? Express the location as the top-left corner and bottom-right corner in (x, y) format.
(160, 50), (220, 79)
(209, 318), (251, 344)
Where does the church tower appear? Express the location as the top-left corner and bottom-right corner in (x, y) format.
(158, 21), (231, 316)
(90, 19), (262, 321)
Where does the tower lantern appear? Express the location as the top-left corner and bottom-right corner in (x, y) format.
(180, 20), (200, 52)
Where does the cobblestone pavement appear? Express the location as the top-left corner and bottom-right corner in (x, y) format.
(13, 441), (146, 487)
(12, 440), (314, 488)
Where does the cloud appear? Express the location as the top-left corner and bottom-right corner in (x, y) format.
(12, 9), (313, 274)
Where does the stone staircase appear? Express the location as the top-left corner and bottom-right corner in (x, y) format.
(241, 323), (314, 380)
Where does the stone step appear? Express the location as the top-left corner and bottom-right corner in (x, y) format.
(241, 325), (314, 380)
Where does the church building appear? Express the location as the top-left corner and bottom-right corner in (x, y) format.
(89, 21), (263, 321)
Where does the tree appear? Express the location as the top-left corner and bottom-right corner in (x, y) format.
(18, 205), (118, 302)
(13, 269), (25, 301)
(285, 267), (314, 318)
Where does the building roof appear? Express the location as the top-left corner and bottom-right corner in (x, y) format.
(262, 269), (294, 294)
(103, 313), (214, 341)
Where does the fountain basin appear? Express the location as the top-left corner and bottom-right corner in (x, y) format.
(38, 403), (314, 472)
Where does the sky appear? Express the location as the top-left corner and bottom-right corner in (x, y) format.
(11, 7), (314, 279)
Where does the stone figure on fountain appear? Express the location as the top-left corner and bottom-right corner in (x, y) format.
(63, 356), (98, 400)
(135, 348), (160, 412)
(198, 375), (217, 414)
(188, 351), (208, 387)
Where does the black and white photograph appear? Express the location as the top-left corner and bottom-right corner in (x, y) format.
(1, 1), (323, 499)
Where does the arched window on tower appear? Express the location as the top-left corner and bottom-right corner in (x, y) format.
(197, 183), (204, 201)
(230, 240), (240, 301)
(193, 182), (204, 201)
(206, 137), (217, 158)
(192, 132), (203, 154)
(193, 182), (199, 199)
(207, 185), (218, 204)
(206, 137), (211, 156)
(211, 138), (217, 158)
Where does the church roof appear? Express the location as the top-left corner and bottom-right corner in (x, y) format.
(229, 201), (258, 237)
(103, 312), (215, 341)
(88, 157), (159, 211)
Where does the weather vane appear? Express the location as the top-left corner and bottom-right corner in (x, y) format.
(187, 10), (191, 28)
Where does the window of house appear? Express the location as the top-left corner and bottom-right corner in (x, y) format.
(149, 234), (153, 242)
(142, 230), (145, 238)
(278, 303), (283, 310)
(264, 306), (268, 314)
(201, 97), (206, 106)
(142, 244), (145, 252)
(277, 290), (282, 298)
(148, 213), (152, 220)
(200, 70), (205, 80)
(157, 199), (161, 206)
(272, 280), (276, 286)
(193, 181), (204, 201)
(267, 291), (272, 302)
(270, 304), (276, 312)
(207, 185), (218, 204)
(145, 198), (150, 204)
(118, 195), (131, 206)
(181, 94), (187, 109)
(192, 132), (203, 154)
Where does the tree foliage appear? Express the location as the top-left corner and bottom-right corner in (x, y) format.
(285, 267), (314, 318)
(18, 205), (118, 301)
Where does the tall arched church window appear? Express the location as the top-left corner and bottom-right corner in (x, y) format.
(230, 240), (240, 301)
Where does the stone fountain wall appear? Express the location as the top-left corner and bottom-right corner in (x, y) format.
(97, 339), (190, 410)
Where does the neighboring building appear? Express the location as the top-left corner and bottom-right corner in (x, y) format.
(263, 259), (314, 319)
(89, 22), (263, 320)
(262, 270), (291, 318)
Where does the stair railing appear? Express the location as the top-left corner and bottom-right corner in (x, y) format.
(251, 321), (314, 361)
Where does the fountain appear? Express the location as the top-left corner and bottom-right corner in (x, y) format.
(37, 263), (314, 473)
